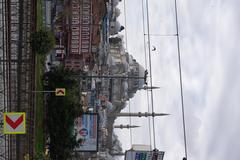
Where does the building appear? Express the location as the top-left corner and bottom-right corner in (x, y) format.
(64, 0), (106, 71)
(72, 0), (154, 159)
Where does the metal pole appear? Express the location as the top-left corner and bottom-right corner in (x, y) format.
(31, 90), (55, 93)
(111, 112), (170, 117)
(145, 0), (157, 149)
(73, 75), (146, 80)
(174, 0), (188, 158)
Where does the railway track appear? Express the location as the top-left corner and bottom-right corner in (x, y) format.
(0, 0), (36, 159)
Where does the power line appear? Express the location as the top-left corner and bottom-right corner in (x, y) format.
(141, 0), (152, 150)
(174, 0), (188, 159)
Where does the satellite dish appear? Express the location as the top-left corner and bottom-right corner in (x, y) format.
(152, 46), (156, 51)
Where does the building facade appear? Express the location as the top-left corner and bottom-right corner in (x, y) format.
(64, 0), (106, 71)
(65, 0), (93, 71)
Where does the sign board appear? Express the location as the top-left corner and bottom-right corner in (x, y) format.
(3, 112), (26, 134)
(125, 150), (165, 160)
(55, 88), (66, 96)
(74, 113), (98, 152)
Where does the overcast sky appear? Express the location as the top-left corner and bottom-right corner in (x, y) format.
(114, 0), (240, 160)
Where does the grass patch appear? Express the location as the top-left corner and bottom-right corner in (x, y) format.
(35, 0), (45, 154)
(35, 54), (45, 154)
(37, 0), (43, 31)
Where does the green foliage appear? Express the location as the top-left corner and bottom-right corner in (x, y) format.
(44, 67), (83, 160)
(31, 29), (56, 54)
(35, 54), (45, 154)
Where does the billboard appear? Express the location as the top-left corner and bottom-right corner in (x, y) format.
(125, 150), (165, 160)
(74, 113), (98, 152)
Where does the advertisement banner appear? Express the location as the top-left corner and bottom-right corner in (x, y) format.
(74, 113), (98, 152)
(125, 150), (165, 160)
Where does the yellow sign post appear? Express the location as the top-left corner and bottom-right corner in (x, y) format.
(55, 88), (66, 96)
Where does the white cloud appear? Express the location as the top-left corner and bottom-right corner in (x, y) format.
(115, 0), (240, 160)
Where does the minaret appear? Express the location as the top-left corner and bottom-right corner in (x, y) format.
(110, 152), (125, 156)
(139, 86), (160, 90)
(111, 112), (170, 117)
(114, 124), (140, 129)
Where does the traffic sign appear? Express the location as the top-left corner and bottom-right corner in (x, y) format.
(55, 88), (66, 96)
(3, 112), (26, 134)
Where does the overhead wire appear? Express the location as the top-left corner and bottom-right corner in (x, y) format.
(145, 0), (157, 149)
(141, 0), (153, 150)
(173, 0), (188, 158)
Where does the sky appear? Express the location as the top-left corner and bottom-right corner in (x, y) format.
(114, 0), (240, 160)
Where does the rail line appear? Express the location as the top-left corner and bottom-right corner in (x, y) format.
(0, 0), (36, 159)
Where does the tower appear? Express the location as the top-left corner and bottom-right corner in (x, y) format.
(139, 86), (160, 90)
(114, 124), (140, 129)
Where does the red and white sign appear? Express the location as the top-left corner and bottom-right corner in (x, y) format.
(3, 112), (26, 134)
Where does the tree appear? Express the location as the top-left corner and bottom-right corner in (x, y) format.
(43, 67), (83, 159)
(31, 29), (56, 54)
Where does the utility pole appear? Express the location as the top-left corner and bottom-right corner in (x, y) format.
(73, 69), (148, 84)
(73, 74), (147, 81)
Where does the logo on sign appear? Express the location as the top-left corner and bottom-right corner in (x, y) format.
(79, 128), (88, 137)
(55, 88), (66, 96)
(3, 112), (26, 134)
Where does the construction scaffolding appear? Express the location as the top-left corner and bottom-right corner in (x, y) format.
(0, 0), (36, 159)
